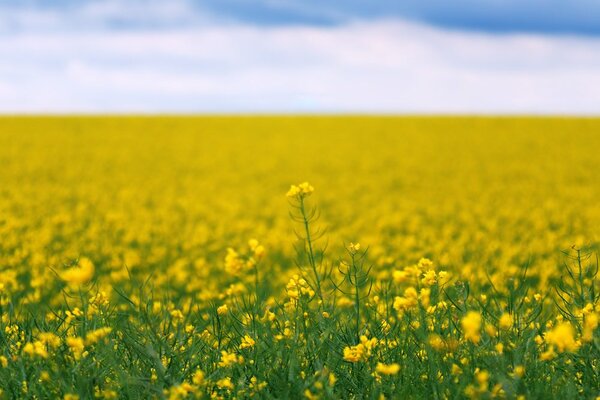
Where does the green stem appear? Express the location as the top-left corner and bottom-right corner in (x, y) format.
(254, 263), (260, 304)
(353, 255), (360, 342)
(299, 197), (323, 305)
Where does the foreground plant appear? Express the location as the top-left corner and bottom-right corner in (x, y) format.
(0, 181), (598, 399)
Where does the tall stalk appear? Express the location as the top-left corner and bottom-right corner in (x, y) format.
(299, 196), (323, 304)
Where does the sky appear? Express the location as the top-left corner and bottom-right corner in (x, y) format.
(0, 0), (599, 114)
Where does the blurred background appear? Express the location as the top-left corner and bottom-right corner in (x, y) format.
(0, 0), (599, 114)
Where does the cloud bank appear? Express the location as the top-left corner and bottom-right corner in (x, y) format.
(0, 3), (599, 113)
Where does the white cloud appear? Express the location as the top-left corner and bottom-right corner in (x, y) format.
(0, 14), (599, 113)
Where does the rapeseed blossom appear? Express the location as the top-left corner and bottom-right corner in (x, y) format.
(60, 257), (95, 286)
(343, 336), (378, 363)
(287, 182), (314, 198)
(240, 335), (256, 349)
(66, 337), (85, 360)
(219, 350), (244, 367)
(375, 362), (400, 375)
(499, 313), (513, 330)
(462, 312), (482, 344)
(544, 322), (579, 353)
(0, 119), (599, 398)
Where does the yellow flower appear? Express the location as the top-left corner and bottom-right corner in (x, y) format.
(66, 337), (86, 360)
(428, 334), (445, 351)
(540, 346), (556, 361)
(216, 377), (233, 390)
(380, 319), (391, 334)
(170, 309), (184, 320)
(348, 242), (361, 253)
(248, 238), (259, 250)
(495, 342), (504, 354)
(343, 336), (377, 363)
(286, 182), (314, 198)
(393, 287), (418, 313)
(343, 345), (364, 363)
(451, 364), (462, 376)
(421, 270), (437, 286)
(39, 332), (61, 348)
(218, 350), (243, 367)
(499, 313), (513, 330)
(513, 365), (525, 378)
(375, 362), (400, 375)
(22, 341), (48, 358)
(240, 335), (256, 349)
(61, 257), (95, 286)
(217, 304), (228, 316)
(169, 383), (195, 399)
(248, 239), (265, 259)
(40, 371), (50, 382)
(286, 275), (315, 302)
(392, 270), (409, 284)
(328, 372), (336, 386)
(438, 270), (450, 285)
(545, 322), (579, 353)
(419, 288), (431, 308)
(286, 185), (301, 197)
(224, 248), (245, 275)
(486, 323), (500, 337)
(96, 389), (118, 399)
(583, 312), (598, 342)
(298, 182), (314, 195)
(192, 369), (205, 385)
(249, 376), (267, 392)
(461, 311), (482, 344)
(475, 369), (489, 390)
(85, 327), (112, 345)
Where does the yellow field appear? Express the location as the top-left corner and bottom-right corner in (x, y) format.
(0, 117), (599, 399)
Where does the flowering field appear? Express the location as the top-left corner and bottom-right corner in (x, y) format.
(0, 116), (599, 399)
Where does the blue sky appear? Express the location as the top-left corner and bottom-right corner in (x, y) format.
(4, 0), (600, 34)
(0, 0), (599, 113)
(192, 0), (600, 35)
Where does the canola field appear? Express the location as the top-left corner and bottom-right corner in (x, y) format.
(0, 116), (599, 399)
